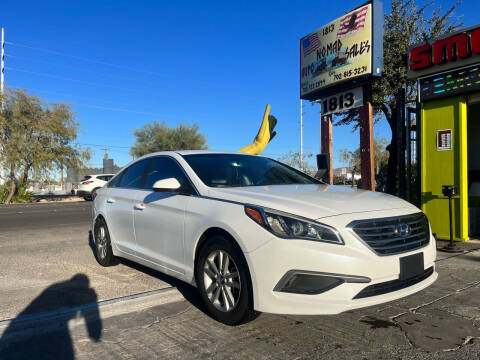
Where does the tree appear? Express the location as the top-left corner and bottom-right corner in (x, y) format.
(338, 136), (390, 189)
(277, 151), (317, 173)
(130, 121), (207, 157)
(338, 149), (360, 187)
(0, 89), (90, 204)
(334, 0), (461, 194)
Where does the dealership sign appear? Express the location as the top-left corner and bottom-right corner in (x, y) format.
(300, 0), (383, 100)
(408, 25), (480, 79)
(321, 87), (364, 116)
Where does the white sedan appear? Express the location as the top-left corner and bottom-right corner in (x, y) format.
(92, 151), (437, 325)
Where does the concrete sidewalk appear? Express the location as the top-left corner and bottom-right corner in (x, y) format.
(1, 248), (480, 359)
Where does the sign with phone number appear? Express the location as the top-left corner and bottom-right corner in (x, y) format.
(321, 87), (364, 116)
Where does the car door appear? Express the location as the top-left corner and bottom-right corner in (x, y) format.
(105, 159), (151, 256)
(133, 156), (194, 275)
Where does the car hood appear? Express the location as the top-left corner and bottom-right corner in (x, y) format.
(207, 184), (419, 220)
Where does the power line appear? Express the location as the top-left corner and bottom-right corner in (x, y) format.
(6, 66), (153, 94)
(5, 85), (138, 107)
(6, 82), (226, 124)
(6, 41), (172, 77)
(74, 142), (130, 149)
(5, 53), (162, 86)
(6, 82), (176, 118)
(73, 103), (176, 117)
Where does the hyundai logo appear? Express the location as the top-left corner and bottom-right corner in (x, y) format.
(395, 223), (411, 237)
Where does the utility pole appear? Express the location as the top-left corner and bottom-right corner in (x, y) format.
(101, 148), (109, 159)
(1, 28), (4, 98)
(300, 99), (304, 171)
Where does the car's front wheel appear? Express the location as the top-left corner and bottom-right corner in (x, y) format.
(195, 235), (257, 325)
(93, 217), (116, 266)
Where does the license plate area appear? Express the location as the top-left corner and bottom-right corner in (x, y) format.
(399, 252), (424, 280)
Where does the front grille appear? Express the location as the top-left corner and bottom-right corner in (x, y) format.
(349, 213), (430, 255)
(353, 266), (434, 299)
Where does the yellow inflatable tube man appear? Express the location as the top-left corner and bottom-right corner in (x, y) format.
(238, 104), (277, 155)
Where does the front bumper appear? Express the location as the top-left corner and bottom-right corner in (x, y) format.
(76, 190), (91, 197)
(244, 208), (437, 315)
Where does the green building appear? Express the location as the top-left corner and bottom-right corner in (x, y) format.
(408, 24), (480, 241)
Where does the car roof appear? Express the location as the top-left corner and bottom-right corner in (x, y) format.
(138, 150), (261, 157)
(175, 150), (254, 156)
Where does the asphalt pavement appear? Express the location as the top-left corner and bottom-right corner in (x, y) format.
(0, 201), (172, 321)
(0, 201), (92, 231)
(0, 202), (479, 359)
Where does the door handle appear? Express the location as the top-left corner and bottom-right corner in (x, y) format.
(135, 203), (146, 210)
(106, 198), (115, 204)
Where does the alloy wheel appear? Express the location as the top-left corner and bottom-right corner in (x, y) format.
(203, 250), (241, 312)
(96, 224), (108, 259)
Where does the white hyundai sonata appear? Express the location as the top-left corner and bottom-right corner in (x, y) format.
(92, 151), (437, 325)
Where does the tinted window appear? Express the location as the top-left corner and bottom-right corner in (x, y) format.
(119, 159), (151, 189)
(81, 176), (92, 181)
(108, 172), (123, 188)
(105, 175), (114, 181)
(96, 176), (106, 181)
(144, 157), (191, 190)
(183, 154), (319, 188)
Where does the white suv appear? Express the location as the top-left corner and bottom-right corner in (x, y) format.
(92, 151), (437, 325)
(76, 174), (115, 200)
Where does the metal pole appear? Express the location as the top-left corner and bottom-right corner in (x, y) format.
(406, 108), (413, 202)
(448, 194), (454, 247)
(1, 28), (4, 97)
(300, 99), (304, 171)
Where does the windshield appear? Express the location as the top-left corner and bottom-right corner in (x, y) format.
(183, 154), (319, 188)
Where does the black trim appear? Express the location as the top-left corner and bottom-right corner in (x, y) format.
(76, 190), (91, 197)
(353, 266), (434, 299)
(274, 270), (371, 295)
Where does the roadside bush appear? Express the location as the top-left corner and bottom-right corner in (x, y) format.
(0, 182), (34, 204)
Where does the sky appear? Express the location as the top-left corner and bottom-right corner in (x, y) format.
(2, 0), (479, 171)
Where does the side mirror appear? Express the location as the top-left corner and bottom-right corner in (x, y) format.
(152, 178), (181, 193)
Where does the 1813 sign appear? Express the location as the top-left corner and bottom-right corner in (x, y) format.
(321, 87), (364, 116)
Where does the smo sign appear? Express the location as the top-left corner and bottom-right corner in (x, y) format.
(300, 0), (383, 100)
(408, 25), (480, 79)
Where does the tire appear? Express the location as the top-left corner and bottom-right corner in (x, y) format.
(84, 196), (92, 201)
(93, 217), (116, 266)
(195, 235), (257, 325)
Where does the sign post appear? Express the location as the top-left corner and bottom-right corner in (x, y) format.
(300, 0), (383, 191)
(321, 114), (333, 184)
(359, 91), (375, 191)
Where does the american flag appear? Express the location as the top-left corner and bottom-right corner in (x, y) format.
(302, 33), (320, 56)
(337, 6), (369, 37)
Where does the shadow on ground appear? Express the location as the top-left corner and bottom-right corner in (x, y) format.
(0, 274), (101, 360)
(88, 230), (208, 316)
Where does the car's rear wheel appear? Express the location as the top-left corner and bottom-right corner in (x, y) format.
(195, 235), (257, 325)
(94, 217), (116, 266)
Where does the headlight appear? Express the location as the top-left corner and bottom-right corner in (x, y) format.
(245, 206), (344, 244)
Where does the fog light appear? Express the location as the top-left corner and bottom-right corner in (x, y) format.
(275, 273), (344, 295)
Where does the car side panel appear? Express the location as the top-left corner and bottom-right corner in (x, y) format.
(103, 188), (139, 256)
(133, 190), (189, 275)
(182, 196), (275, 283)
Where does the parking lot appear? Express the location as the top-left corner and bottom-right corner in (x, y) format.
(0, 201), (480, 359)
